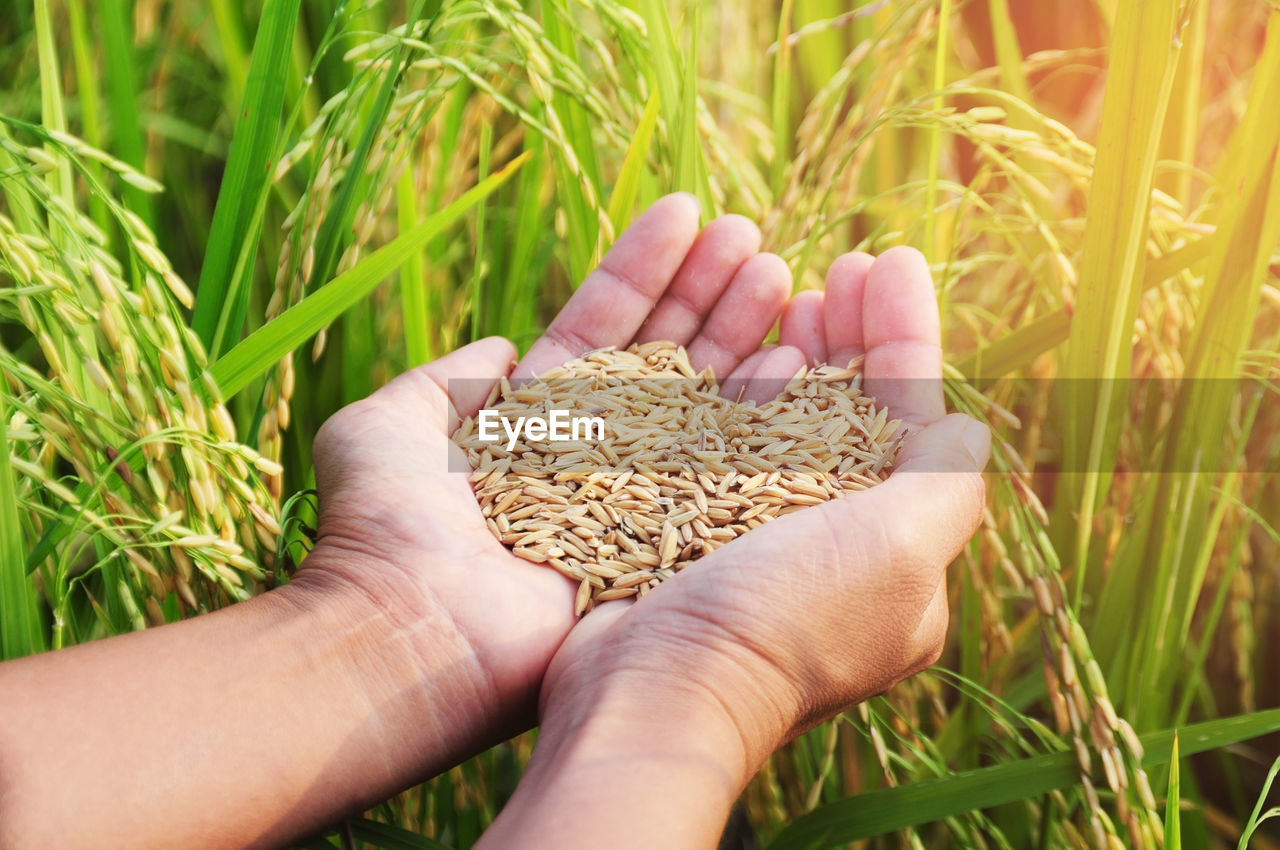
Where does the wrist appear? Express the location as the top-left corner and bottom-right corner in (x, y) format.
(282, 544), (521, 778)
(478, 672), (755, 850)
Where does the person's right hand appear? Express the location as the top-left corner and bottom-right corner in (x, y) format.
(478, 247), (991, 850)
(301, 194), (795, 766)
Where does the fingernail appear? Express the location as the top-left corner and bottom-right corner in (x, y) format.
(961, 418), (991, 469)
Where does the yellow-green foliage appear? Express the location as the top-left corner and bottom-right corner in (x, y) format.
(1, 1), (1278, 847)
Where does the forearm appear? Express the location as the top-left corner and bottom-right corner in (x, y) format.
(478, 677), (753, 850)
(0, 547), (507, 849)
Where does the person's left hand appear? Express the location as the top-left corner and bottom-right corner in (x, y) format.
(298, 193), (795, 757)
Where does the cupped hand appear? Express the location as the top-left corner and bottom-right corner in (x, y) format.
(536, 247), (991, 780)
(298, 194), (795, 746)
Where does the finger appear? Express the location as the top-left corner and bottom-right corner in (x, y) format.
(373, 336), (518, 433)
(515, 193), (702, 380)
(862, 246), (945, 426)
(635, 214), (761, 346)
(686, 252), (792, 379)
(742, 345), (807, 405)
(719, 346), (776, 402)
(779, 290), (828, 365)
(824, 252), (874, 367)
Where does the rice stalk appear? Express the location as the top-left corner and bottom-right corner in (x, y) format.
(0, 123), (281, 643)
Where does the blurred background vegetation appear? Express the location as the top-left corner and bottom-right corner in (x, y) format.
(1, 0), (1279, 847)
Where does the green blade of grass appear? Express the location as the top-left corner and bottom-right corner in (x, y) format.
(1165, 733), (1181, 850)
(348, 817), (453, 849)
(771, 0), (795, 198)
(1058, 0), (1181, 602)
(469, 122), (492, 340)
(65, 0), (109, 236)
(1239, 754), (1280, 850)
(500, 133), (550, 346)
(792, 1), (845, 99)
(0, 391), (44, 660)
(953, 236), (1213, 381)
(305, 0), (435, 299)
(192, 0), (304, 356)
(677, 2), (712, 211)
(32, 0), (73, 220)
(1089, 15), (1280, 726)
(638, 0), (713, 211)
(767, 708), (1280, 848)
(1129, 15), (1280, 726)
(607, 89), (661, 235)
(637, 0), (681, 154)
(986, 0), (1030, 103)
(396, 160), (431, 368)
(211, 152), (530, 397)
(923, 0), (952, 256)
(100, 0), (154, 228)
(1157, 0), (1207, 206)
(210, 0), (251, 108)
(1176, 14), (1280, 394)
(542, 0), (603, 283)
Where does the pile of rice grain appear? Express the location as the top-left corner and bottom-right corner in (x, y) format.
(452, 341), (903, 615)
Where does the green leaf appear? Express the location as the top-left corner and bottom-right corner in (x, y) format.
(1239, 753), (1280, 850)
(100, 0), (153, 227)
(986, 0), (1030, 103)
(469, 122), (493, 340)
(953, 236), (1213, 382)
(0, 392), (44, 659)
(767, 708), (1280, 848)
(1058, 0), (1181, 600)
(348, 818), (454, 850)
(636, 0), (680, 155)
(542, 0), (603, 283)
(607, 89), (661, 235)
(32, 0), (72, 214)
(192, 0), (303, 356)
(923, 0), (953, 255)
(771, 0), (795, 198)
(211, 152), (530, 398)
(397, 159), (431, 368)
(306, 0), (436, 299)
(1165, 733), (1180, 850)
(676, 2), (712, 211)
(638, 0), (712, 211)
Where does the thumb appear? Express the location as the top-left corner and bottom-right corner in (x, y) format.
(893, 412), (991, 474)
(372, 336), (518, 433)
(851, 412), (989, 574)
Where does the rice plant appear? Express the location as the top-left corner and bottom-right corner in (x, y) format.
(2, 0), (1279, 847)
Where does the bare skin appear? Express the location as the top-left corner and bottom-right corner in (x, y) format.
(476, 236), (990, 850)
(0, 194), (987, 850)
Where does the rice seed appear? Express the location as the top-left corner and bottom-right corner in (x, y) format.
(453, 342), (900, 613)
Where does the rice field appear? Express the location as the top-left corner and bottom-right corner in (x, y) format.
(1, 0), (1279, 847)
